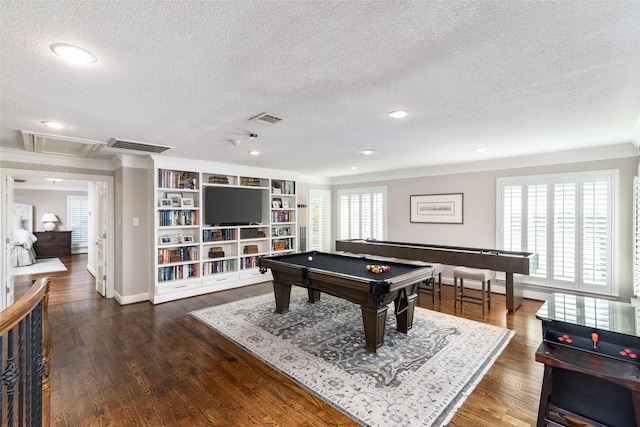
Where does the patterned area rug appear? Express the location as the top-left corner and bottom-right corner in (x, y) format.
(190, 288), (514, 427)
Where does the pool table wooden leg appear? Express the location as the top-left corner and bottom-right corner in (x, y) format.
(361, 305), (388, 352)
(273, 281), (292, 313)
(307, 288), (321, 303)
(395, 293), (417, 333)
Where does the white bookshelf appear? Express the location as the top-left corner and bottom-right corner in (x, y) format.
(150, 159), (297, 303)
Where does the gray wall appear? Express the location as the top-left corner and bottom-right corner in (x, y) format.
(14, 188), (87, 232)
(330, 156), (638, 299)
(114, 166), (150, 301)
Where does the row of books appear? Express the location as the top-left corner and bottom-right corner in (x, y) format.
(158, 169), (199, 189)
(241, 256), (262, 269)
(203, 228), (236, 242)
(272, 180), (295, 195)
(158, 246), (198, 264)
(158, 264), (198, 282)
(159, 210), (198, 227)
(272, 211), (293, 223)
(203, 259), (236, 275)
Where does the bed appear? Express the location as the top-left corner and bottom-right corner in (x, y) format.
(12, 203), (38, 267)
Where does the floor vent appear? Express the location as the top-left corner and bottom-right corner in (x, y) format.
(107, 139), (173, 153)
(249, 113), (283, 126)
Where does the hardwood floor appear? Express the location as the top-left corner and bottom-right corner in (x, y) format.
(14, 254), (545, 426)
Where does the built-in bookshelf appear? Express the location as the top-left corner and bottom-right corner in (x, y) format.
(270, 180), (296, 254)
(150, 160), (297, 304)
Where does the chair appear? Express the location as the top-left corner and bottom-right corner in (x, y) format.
(418, 263), (444, 303)
(453, 266), (494, 314)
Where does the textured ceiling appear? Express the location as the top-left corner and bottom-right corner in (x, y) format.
(1, 1), (639, 178)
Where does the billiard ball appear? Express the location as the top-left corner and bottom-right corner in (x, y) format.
(307, 256), (313, 261)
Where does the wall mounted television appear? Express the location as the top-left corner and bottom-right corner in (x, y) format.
(204, 186), (264, 226)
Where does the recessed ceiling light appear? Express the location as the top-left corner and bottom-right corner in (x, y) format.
(248, 150), (260, 156)
(350, 166), (358, 171)
(41, 120), (66, 129)
(50, 43), (97, 64)
(388, 110), (410, 119)
(47, 178), (63, 182)
(475, 147), (488, 153)
(360, 149), (375, 156)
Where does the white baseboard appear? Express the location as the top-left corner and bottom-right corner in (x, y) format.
(114, 291), (149, 305)
(86, 264), (96, 278)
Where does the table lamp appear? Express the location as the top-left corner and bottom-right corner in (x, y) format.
(41, 212), (58, 231)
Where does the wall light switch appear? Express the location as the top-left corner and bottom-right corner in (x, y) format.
(133, 218), (139, 226)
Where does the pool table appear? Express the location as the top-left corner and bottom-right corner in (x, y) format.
(258, 251), (434, 352)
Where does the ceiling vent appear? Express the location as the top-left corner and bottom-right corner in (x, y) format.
(21, 131), (106, 157)
(249, 113), (283, 126)
(107, 138), (173, 154)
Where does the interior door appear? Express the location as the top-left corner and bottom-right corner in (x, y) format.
(3, 175), (15, 309)
(94, 181), (108, 296)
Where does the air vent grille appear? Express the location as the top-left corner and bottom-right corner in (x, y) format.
(108, 139), (173, 153)
(249, 113), (283, 126)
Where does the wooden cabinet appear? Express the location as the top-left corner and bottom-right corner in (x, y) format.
(535, 293), (640, 426)
(34, 231), (72, 258)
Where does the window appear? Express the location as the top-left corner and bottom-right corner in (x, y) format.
(498, 170), (616, 295)
(309, 189), (331, 252)
(67, 195), (88, 252)
(338, 187), (386, 240)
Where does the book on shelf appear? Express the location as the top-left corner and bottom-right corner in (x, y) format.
(240, 177), (262, 186)
(209, 176), (229, 184)
(158, 169), (199, 189)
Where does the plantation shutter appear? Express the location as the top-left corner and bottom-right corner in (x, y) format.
(339, 194), (350, 240)
(527, 184), (547, 277)
(68, 195), (88, 248)
(338, 187), (386, 241)
(581, 178), (609, 286)
(553, 182), (576, 282)
(498, 170), (615, 294)
(309, 189), (331, 252)
(502, 185), (522, 251)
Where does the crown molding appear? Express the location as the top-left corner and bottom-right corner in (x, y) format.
(148, 155), (309, 182)
(112, 153), (151, 170)
(0, 147), (114, 171)
(330, 143), (640, 185)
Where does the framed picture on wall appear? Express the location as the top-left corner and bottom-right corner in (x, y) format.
(410, 193), (463, 224)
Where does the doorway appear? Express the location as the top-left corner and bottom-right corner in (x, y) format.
(1, 168), (114, 309)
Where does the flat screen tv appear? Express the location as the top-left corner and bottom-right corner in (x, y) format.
(204, 186), (264, 226)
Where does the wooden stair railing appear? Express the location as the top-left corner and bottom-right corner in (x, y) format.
(0, 277), (51, 427)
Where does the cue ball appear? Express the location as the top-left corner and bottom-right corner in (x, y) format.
(307, 256), (313, 261)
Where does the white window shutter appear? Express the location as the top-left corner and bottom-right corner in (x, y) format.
(67, 195), (88, 248)
(338, 187), (386, 241)
(497, 170), (615, 294)
(309, 189), (331, 252)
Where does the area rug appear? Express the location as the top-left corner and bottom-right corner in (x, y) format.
(190, 288), (514, 427)
(13, 258), (67, 275)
